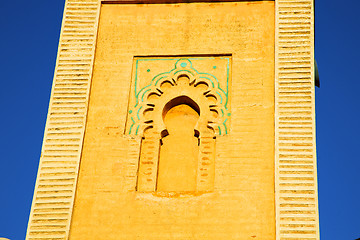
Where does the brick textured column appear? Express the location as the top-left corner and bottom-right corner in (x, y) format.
(25, 1), (100, 239)
(275, 0), (320, 239)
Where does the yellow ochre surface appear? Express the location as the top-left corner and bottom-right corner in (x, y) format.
(69, 2), (275, 239)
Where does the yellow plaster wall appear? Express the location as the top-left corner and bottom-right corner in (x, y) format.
(69, 2), (275, 239)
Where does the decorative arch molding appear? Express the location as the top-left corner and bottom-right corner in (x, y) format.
(127, 58), (230, 137)
(127, 58), (231, 193)
(131, 58), (230, 193)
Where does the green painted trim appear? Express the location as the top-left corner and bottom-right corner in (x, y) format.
(141, 88), (151, 102)
(134, 60), (139, 96)
(130, 57), (231, 135)
(135, 125), (140, 135)
(129, 117), (135, 134)
(224, 57), (230, 108)
(223, 118), (228, 134)
(173, 69), (196, 76)
(192, 69), (227, 108)
(199, 76), (215, 88)
(137, 106), (143, 120)
(134, 57), (230, 100)
(155, 76), (168, 86)
(216, 91), (223, 104)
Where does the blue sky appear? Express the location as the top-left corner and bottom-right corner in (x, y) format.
(0, 0), (359, 239)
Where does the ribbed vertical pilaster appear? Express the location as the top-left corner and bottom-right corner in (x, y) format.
(275, 0), (320, 239)
(25, 0), (100, 239)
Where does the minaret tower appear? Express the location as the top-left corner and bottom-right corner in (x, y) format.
(26, 0), (319, 239)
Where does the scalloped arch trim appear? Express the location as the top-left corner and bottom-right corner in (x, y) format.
(127, 57), (231, 136)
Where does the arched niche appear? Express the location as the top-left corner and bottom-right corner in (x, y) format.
(157, 101), (200, 192)
(136, 74), (217, 194)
